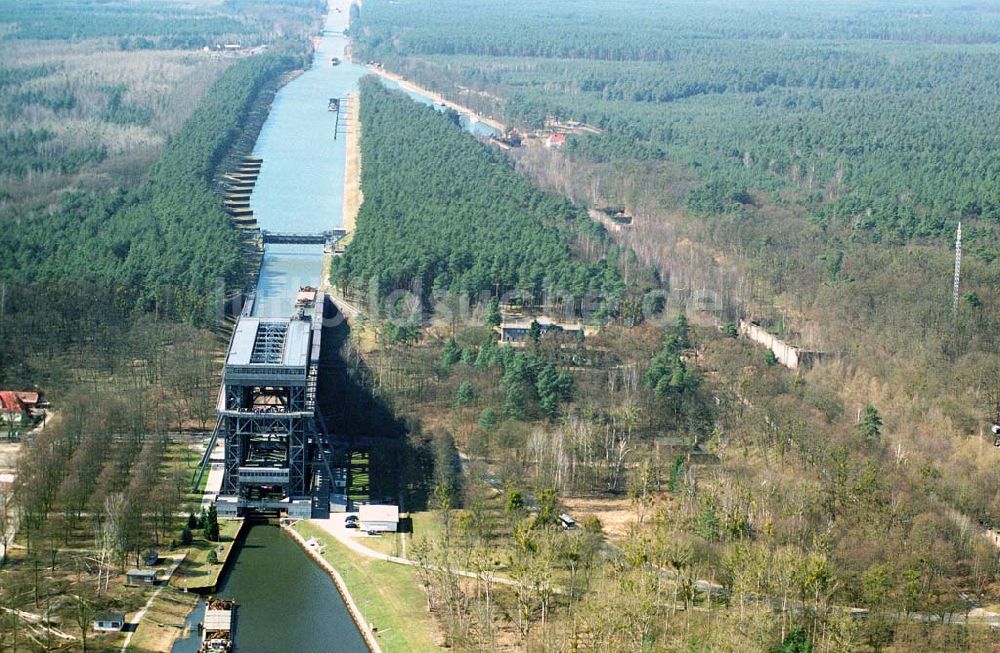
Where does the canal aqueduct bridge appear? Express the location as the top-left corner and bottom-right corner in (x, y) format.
(261, 228), (347, 246)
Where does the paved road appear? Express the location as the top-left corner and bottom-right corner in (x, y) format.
(200, 463), (225, 512)
(0, 493), (17, 563)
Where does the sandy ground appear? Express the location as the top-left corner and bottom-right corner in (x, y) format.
(367, 66), (507, 132)
(342, 90), (361, 238)
(322, 88), (363, 316)
(0, 410), (55, 472)
(323, 91), (359, 290)
(560, 496), (637, 541)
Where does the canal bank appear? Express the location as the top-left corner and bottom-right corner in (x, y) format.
(172, 524), (370, 653)
(283, 522), (382, 652)
(291, 520), (445, 651)
(219, 524), (368, 652)
(365, 65), (505, 135)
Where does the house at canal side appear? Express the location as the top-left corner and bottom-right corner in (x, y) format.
(92, 611), (125, 632)
(545, 133), (567, 148)
(0, 390), (40, 435)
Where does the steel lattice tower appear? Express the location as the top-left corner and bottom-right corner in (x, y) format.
(952, 222), (962, 317)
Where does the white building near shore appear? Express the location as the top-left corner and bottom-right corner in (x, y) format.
(359, 505), (399, 533)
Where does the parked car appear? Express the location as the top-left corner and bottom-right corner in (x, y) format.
(344, 515), (359, 529)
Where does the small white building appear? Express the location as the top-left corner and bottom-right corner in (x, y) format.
(92, 611), (125, 632)
(359, 505), (399, 533)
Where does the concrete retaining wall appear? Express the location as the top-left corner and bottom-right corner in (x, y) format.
(739, 320), (807, 370)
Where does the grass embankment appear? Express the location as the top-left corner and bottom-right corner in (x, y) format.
(293, 521), (443, 652)
(353, 530), (403, 558)
(171, 519), (243, 591)
(356, 511), (440, 558)
(127, 588), (200, 652)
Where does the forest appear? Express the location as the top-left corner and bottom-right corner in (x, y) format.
(0, 51), (303, 327)
(351, 0), (1000, 254)
(351, 0), (1000, 58)
(323, 73), (998, 653)
(0, 0), (324, 46)
(0, 0), (321, 208)
(332, 77), (624, 311)
(349, 0), (1000, 511)
(0, 0), (323, 384)
(339, 2), (1000, 651)
(362, 308), (1000, 651)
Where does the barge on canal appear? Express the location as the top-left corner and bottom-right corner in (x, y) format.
(200, 598), (235, 653)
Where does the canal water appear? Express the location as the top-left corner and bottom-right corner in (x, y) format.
(250, 5), (364, 318)
(249, 9), (499, 318)
(172, 525), (369, 653)
(173, 7), (371, 653)
(250, 10), (497, 317)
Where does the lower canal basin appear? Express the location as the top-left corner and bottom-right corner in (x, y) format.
(172, 524), (369, 653)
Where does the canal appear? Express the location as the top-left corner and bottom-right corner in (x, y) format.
(249, 6), (497, 319)
(172, 525), (369, 653)
(377, 77), (500, 138)
(250, 2), (364, 318)
(179, 0), (501, 649)
(175, 4), (372, 652)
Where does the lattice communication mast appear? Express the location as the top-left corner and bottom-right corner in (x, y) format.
(952, 222), (962, 317)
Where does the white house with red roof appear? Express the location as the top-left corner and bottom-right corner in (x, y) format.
(545, 133), (567, 148)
